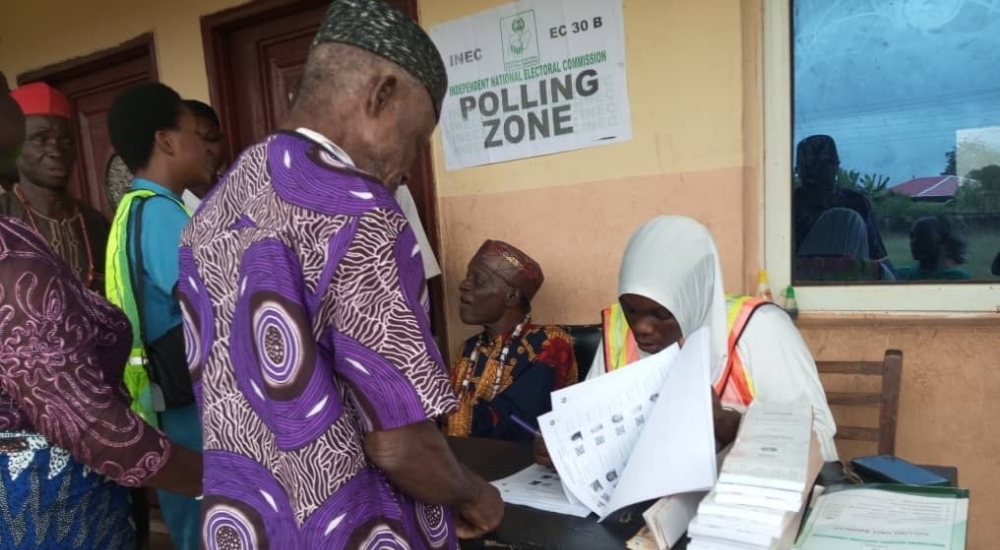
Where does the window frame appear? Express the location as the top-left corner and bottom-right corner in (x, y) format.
(762, 0), (1000, 314)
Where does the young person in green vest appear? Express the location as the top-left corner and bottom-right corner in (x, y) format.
(534, 216), (838, 467)
(105, 82), (216, 550)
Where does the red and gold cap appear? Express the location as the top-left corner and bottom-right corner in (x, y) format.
(472, 240), (545, 301)
(10, 82), (71, 118)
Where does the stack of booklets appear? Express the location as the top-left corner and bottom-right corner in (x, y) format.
(687, 403), (823, 550)
(793, 484), (968, 550)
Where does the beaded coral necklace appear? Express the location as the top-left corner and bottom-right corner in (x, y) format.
(460, 314), (531, 399)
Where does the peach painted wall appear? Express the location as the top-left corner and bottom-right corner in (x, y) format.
(438, 168), (748, 337)
(799, 317), (998, 549)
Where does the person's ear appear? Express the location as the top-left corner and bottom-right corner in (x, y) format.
(504, 287), (522, 308)
(365, 74), (400, 120)
(153, 129), (176, 156)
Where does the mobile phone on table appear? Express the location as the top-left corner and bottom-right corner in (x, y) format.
(850, 455), (951, 487)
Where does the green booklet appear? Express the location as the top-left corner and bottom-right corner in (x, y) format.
(794, 484), (968, 550)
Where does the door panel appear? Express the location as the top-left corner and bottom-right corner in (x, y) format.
(263, 32), (314, 125)
(225, 5), (327, 148)
(65, 61), (152, 218)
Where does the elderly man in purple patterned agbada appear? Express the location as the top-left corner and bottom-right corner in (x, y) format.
(177, 1), (503, 548)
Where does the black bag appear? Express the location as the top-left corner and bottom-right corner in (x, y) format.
(129, 198), (195, 409)
(145, 325), (193, 408)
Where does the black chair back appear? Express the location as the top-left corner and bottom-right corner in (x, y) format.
(561, 324), (603, 380)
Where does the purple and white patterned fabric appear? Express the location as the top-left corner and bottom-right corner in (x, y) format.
(179, 131), (458, 550)
(0, 216), (170, 484)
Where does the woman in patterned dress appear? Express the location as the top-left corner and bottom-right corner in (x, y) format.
(0, 215), (202, 549)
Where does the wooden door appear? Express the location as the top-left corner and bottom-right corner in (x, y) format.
(209, 2), (326, 148)
(202, 0), (449, 347)
(18, 35), (157, 220)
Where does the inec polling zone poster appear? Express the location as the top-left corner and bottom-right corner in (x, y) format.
(430, 0), (632, 171)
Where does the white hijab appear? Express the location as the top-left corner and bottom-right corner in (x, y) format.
(618, 216), (729, 381)
(798, 207), (870, 259)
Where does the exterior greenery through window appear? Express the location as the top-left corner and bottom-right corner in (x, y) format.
(791, 0), (1000, 284)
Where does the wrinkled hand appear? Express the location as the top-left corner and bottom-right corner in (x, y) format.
(532, 434), (553, 468)
(455, 478), (504, 539)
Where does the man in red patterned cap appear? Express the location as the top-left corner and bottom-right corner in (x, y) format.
(1, 82), (109, 293)
(445, 239), (578, 441)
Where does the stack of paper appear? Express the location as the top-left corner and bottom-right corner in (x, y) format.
(538, 327), (718, 521)
(687, 403), (823, 550)
(640, 450), (729, 549)
(641, 491), (707, 549)
(794, 484), (969, 550)
(490, 463), (592, 517)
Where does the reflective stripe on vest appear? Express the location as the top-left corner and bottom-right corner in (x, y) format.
(105, 189), (189, 425)
(601, 294), (769, 407)
(602, 304), (639, 373)
(714, 294), (769, 408)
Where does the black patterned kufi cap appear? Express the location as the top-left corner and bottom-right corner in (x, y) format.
(796, 134), (840, 175)
(313, 0), (447, 118)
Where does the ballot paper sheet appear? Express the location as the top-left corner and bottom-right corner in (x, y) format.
(490, 464), (592, 518)
(538, 327), (718, 520)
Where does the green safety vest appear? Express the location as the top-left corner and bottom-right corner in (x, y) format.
(105, 189), (189, 426)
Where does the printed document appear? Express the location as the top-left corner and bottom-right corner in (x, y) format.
(491, 464), (592, 517)
(794, 486), (969, 550)
(538, 327), (717, 520)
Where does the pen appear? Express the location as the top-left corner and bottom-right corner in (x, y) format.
(509, 413), (542, 438)
(477, 398), (541, 437)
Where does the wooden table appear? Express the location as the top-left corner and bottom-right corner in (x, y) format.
(449, 437), (960, 550)
(450, 437), (656, 550)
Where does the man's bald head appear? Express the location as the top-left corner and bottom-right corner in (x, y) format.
(294, 43), (427, 113)
(279, 0), (446, 192)
(285, 42), (436, 193)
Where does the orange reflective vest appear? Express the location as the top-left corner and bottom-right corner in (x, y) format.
(601, 294), (769, 408)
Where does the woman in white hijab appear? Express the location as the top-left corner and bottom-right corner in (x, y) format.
(795, 207), (895, 281)
(575, 216), (837, 460)
(798, 207), (870, 259)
